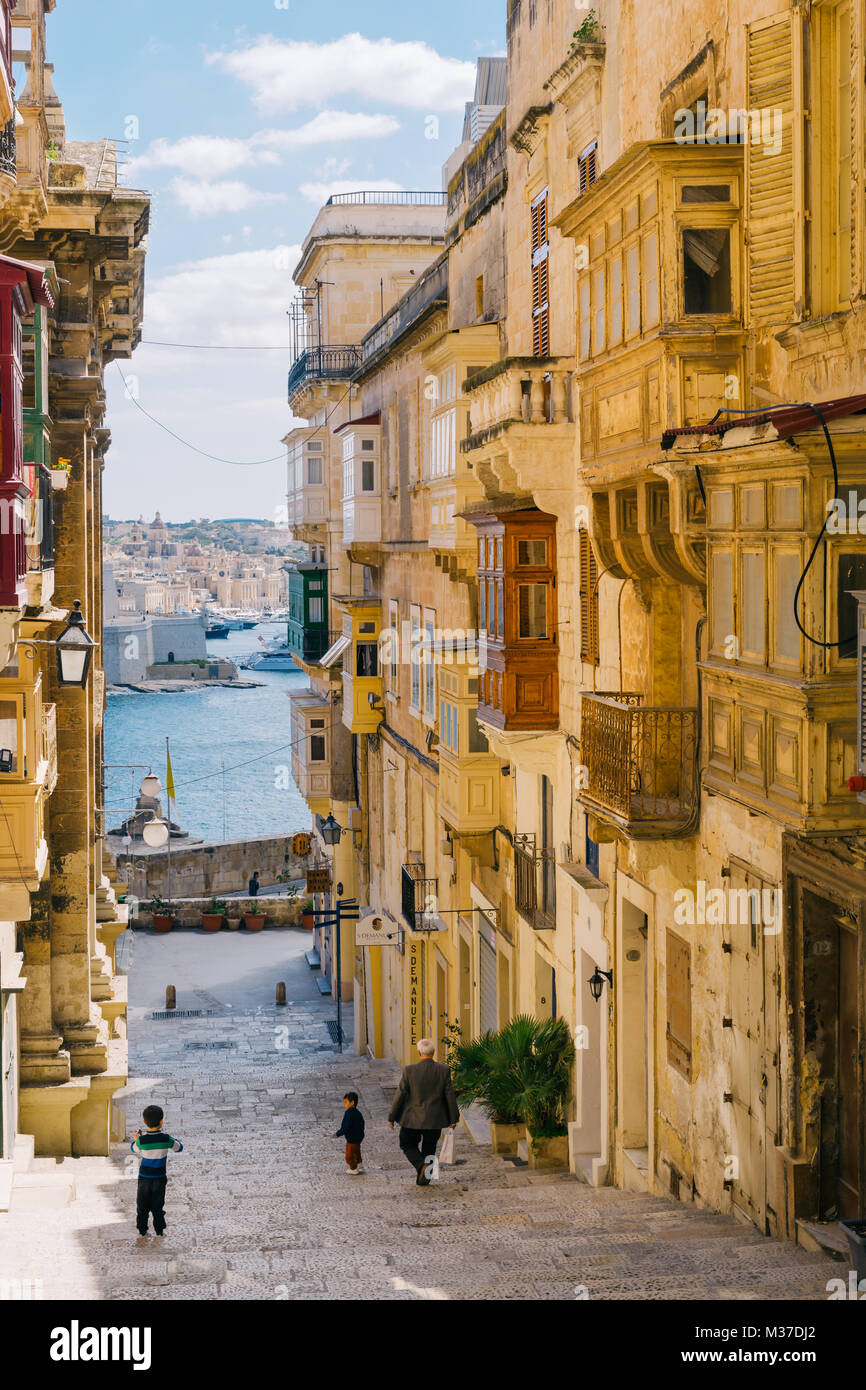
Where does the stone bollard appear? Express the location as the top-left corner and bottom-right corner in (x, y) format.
(166, 984), (176, 1011)
(276, 982), (287, 1007)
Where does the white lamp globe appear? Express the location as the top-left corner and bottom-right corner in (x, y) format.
(142, 818), (169, 848)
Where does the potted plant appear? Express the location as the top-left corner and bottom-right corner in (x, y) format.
(502, 1015), (575, 1169)
(243, 908), (266, 931)
(50, 459), (71, 491)
(226, 915), (242, 931)
(149, 896), (174, 933)
(446, 1022), (525, 1155)
(301, 899), (315, 930)
(201, 897), (226, 932)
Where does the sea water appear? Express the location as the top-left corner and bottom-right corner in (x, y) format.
(104, 622), (313, 843)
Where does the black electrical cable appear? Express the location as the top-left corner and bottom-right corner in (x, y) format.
(693, 402), (856, 650)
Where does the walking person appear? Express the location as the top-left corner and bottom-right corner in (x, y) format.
(387, 1038), (459, 1186)
(131, 1105), (183, 1247)
(333, 1091), (365, 1175)
(248, 869), (260, 897)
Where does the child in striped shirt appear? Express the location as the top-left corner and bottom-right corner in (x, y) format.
(131, 1105), (183, 1246)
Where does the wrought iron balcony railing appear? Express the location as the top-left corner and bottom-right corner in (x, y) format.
(287, 345), (361, 400)
(401, 862), (439, 931)
(514, 833), (556, 930)
(580, 692), (699, 834)
(0, 117), (15, 180)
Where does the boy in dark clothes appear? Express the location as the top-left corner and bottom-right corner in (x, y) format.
(334, 1091), (365, 1174)
(131, 1104), (183, 1246)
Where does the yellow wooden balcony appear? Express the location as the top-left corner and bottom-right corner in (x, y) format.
(438, 663), (500, 834)
(337, 601), (384, 734)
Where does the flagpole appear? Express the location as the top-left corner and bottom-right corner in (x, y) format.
(166, 736), (172, 909)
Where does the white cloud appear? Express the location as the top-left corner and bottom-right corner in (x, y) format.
(254, 110), (401, 149)
(170, 178), (288, 217)
(207, 32), (475, 113)
(142, 245), (301, 350)
(129, 135), (280, 179)
(298, 177), (405, 205)
(128, 112), (400, 180)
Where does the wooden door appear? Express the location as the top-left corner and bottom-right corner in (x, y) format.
(839, 924), (861, 1218)
(728, 866), (781, 1232)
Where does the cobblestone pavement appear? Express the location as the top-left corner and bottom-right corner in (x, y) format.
(0, 929), (840, 1301)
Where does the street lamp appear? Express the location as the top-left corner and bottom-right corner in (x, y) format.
(320, 812), (342, 846)
(139, 772), (162, 799)
(142, 817), (169, 848)
(588, 966), (613, 1002)
(55, 601), (96, 688)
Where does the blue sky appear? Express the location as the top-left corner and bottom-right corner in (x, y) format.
(47, 0), (504, 521)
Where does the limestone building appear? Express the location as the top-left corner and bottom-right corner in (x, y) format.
(0, 0), (148, 1185)
(286, 3), (866, 1251)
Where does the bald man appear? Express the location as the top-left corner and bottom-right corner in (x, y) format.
(387, 1038), (460, 1186)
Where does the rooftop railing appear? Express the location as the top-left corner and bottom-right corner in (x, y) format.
(325, 190), (446, 207)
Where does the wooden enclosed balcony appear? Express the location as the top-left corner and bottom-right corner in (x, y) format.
(579, 692), (699, 835)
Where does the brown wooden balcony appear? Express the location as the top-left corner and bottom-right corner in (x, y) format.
(580, 693), (699, 836)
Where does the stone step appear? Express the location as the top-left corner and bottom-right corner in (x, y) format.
(11, 1172), (77, 1210)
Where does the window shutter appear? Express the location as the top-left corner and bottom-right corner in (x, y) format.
(745, 12), (803, 326)
(666, 931), (692, 1081)
(532, 194), (550, 358)
(578, 142), (598, 195)
(578, 529), (599, 664)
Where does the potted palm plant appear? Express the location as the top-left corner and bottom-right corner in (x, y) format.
(446, 1022), (525, 1155)
(149, 896), (174, 933)
(503, 1015), (575, 1169)
(201, 897), (226, 932)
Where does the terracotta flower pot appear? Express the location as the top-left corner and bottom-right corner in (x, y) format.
(301, 911), (314, 930)
(152, 913), (174, 934)
(244, 912), (266, 932)
(201, 914), (224, 932)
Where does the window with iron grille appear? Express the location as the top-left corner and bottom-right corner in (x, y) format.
(401, 862), (439, 929)
(579, 528), (600, 664)
(514, 833), (538, 923)
(531, 190), (550, 358)
(578, 141), (598, 195)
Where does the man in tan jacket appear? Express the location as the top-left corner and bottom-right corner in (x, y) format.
(387, 1038), (460, 1185)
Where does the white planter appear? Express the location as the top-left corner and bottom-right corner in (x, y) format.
(50, 470), (70, 491)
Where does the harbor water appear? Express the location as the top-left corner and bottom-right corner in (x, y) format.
(104, 622), (313, 843)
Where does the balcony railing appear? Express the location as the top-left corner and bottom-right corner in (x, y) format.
(514, 833), (556, 930)
(401, 862), (439, 931)
(462, 359), (573, 450)
(288, 345), (361, 400)
(580, 693), (699, 833)
(0, 117), (14, 180)
(326, 191), (446, 207)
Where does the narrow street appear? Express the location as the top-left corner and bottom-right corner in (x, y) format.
(0, 929), (838, 1302)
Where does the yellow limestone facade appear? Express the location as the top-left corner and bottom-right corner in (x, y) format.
(288, 4), (866, 1244)
(0, 0), (148, 1174)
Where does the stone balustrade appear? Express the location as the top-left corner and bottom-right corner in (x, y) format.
(463, 359), (574, 447)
